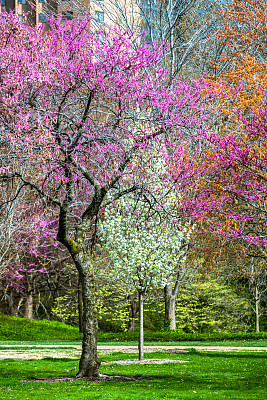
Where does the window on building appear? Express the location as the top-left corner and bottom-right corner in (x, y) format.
(38, 13), (47, 23)
(18, 0), (27, 4)
(95, 11), (104, 23)
(96, 31), (106, 44)
(17, 14), (26, 24)
(62, 11), (74, 21)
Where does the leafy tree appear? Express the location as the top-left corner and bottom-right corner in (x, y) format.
(52, 262), (133, 333)
(175, 277), (252, 333)
(187, 231), (267, 332)
(100, 197), (188, 359)
(217, 0), (267, 62)
(179, 0), (267, 331)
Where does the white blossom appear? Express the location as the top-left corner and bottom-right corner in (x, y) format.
(100, 197), (190, 293)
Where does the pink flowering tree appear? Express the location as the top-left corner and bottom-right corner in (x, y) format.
(0, 202), (69, 319)
(0, 13), (209, 378)
(171, 103), (267, 247)
(167, 99), (267, 330)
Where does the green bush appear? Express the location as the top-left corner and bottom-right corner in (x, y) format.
(98, 330), (267, 342)
(0, 314), (266, 342)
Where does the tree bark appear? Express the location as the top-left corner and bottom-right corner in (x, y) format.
(74, 253), (101, 378)
(164, 283), (177, 330)
(138, 291), (144, 361)
(164, 270), (184, 330)
(24, 294), (33, 320)
(127, 294), (138, 333)
(255, 284), (260, 333)
(6, 290), (23, 317)
(78, 276), (83, 333)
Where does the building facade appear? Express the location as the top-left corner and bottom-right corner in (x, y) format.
(0, 0), (93, 30)
(0, 0), (142, 32)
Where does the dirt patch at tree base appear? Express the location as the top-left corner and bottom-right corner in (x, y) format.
(103, 358), (188, 365)
(21, 359), (188, 383)
(21, 374), (157, 383)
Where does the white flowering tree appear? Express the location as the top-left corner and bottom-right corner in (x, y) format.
(100, 197), (189, 360)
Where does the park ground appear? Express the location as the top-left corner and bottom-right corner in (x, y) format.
(0, 341), (266, 400)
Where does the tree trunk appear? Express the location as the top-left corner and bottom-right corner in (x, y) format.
(164, 270), (185, 330)
(138, 291), (144, 361)
(6, 290), (23, 317)
(255, 284), (260, 333)
(78, 276), (83, 333)
(164, 283), (177, 330)
(74, 254), (101, 379)
(10, 296), (23, 317)
(24, 294), (33, 320)
(127, 294), (137, 333)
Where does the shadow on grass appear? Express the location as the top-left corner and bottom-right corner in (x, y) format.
(42, 357), (77, 362)
(189, 350), (267, 360)
(0, 351), (266, 400)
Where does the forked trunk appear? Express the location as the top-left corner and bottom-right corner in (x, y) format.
(7, 291), (23, 317)
(164, 270), (185, 330)
(73, 253), (101, 378)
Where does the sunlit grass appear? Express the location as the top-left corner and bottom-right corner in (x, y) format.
(0, 350), (266, 399)
(1, 339), (267, 347)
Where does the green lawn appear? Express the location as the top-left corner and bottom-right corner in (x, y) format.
(1, 315), (266, 343)
(0, 340), (267, 347)
(0, 350), (266, 399)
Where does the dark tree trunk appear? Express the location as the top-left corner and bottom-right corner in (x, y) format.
(127, 294), (138, 333)
(78, 276), (83, 333)
(73, 253), (101, 379)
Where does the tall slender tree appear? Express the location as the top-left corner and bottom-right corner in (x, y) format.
(100, 197), (189, 359)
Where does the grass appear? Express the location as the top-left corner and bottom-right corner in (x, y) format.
(1, 314), (266, 343)
(0, 340), (267, 348)
(98, 340), (267, 347)
(0, 349), (266, 399)
(0, 315), (82, 341)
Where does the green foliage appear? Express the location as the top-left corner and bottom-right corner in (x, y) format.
(51, 257), (133, 332)
(98, 330), (267, 342)
(175, 279), (252, 333)
(51, 291), (79, 323)
(1, 314), (266, 342)
(143, 295), (165, 331)
(97, 280), (133, 332)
